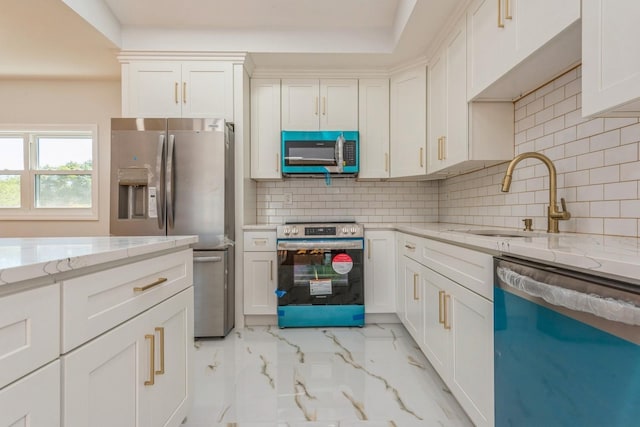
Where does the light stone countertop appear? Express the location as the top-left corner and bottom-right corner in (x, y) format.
(243, 222), (640, 283)
(0, 235), (198, 288)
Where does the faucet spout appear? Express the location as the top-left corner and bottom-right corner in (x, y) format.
(501, 152), (571, 233)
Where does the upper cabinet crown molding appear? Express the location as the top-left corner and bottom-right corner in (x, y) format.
(118, 51), (249, 63)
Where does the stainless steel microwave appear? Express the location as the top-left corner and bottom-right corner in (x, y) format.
(281, 130), (359, 176)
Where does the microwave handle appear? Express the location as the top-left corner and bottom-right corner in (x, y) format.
(336, 133), (345, 172)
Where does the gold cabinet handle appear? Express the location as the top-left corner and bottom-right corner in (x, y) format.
(183, 82), (187, 104)
(155, 327), (165, 375)
(322, 96), (326, 115)
(505, 0), (512, 19)
(497, 0), (504, 28)
(270, 260), (273, 281)
(367, 239), (371, 260)
(441, 136), (446, 160)
(419, 147), (424, 168)
(444, 294), (452, 330)
(413, 273), (419, 300)
(134, 277), (167, 292)
(438, 290), (445, 324)
(315, 97), (319, 115)
(384, 152), (389, 172)
(144, 334), (155, 386)
(437, 137), (442, 160)
(276, 152), (280, 172)
(174, 82), (179, 104)
(404, 243), (416, 251)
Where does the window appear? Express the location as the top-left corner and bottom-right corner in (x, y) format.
(0, 125), (98, 219)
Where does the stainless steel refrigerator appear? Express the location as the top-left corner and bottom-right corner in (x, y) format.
(110, 118), (234, 337)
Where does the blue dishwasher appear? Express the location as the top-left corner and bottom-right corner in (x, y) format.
(494, 256), (640, 427)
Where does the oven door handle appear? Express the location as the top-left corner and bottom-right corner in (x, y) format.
(277, 240), (363, 250)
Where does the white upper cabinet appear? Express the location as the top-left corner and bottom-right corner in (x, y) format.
(428, 16), (514, 176)
(250, 79), (282, 180)
(390, 65), (427, 178)
(467, 0), (580, 100)
(281, 79), (358, 130)
(358, 79), (390, 179)
(582, 0), (640, 117)
(122, 61), (233, 120)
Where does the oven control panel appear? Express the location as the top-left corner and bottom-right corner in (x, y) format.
(277, 223), (363, 239)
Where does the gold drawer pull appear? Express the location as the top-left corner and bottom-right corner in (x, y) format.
(444, 294), (452, 330)
(155, 327), (165, 375)
(144, 334), (155, 386)
(413, 273), (419, 300)
(438, 290), (445, 324)
(404, 244), (416, 251)
(134, 277), (168, 292)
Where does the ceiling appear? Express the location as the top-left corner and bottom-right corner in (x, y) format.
(0, 0), (464, 79)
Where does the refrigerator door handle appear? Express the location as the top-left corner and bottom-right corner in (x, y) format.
(155, 134), (166, 229)
(166, 134), (175, 228)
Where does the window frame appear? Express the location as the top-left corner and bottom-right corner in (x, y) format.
(0, 124), (98, 220)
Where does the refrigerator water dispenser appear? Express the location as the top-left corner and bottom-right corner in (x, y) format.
(117, 168), (151, 219)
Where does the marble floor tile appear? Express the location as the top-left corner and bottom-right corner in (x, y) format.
(183, 324), (472, 427)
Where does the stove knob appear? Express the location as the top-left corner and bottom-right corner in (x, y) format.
(283, 227), (290, 236)
(351, 227), (357, 234)
(292, 226), (299, 235)
(342, 227), (348, 235)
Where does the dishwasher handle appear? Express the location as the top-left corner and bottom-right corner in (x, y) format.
(496, 265), (640, 326)
(194, 256), (223, 263)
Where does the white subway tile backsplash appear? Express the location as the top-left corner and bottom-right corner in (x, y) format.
(590, 129), (620, 151)
(439, 64), (640, 234)
(576, 118), (604, 139)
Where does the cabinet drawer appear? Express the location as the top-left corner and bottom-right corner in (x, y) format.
(0, 360), (60, 427)
(399, 233), (424, 262)
(0, 284), (59, 389)
(61, 249), (192, 352)
(421, 239), (493, 300)
(244, 231), (276, 251)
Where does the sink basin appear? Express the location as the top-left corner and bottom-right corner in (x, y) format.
(456, 229), (546, 238)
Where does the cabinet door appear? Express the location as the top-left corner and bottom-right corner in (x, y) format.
(448, 282), (494, 427)
(421, 268), (450, 380)
(443, 19), (469, 169)
(583, 0), (640, 116)
(182, 62), (233, 120)
(281, 79), (320, 130)
(467, 0), (514, 100)
(62, 310), (146, 427)
(243, 252), (278, 315)
(390, 66), (427, 178)
(395, 235), (407, 324)
(251, 79), (282, 179)
(402, 257), (424, 344)
(358, 79), (390, 178)
(514, 0), (580, 62)
(126, 61), (182, 118)
(0, 361), (60, 427)
(145, 287), (193, 427)
(427, 50), (447, 174)
(320, 79), (358, 130)
(364, 231), (396, 313)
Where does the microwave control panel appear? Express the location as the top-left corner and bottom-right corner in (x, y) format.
(344, 141), (357, 166)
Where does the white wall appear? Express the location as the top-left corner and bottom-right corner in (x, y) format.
(439, 66), (640, 237)
(0, 79), (121, 237)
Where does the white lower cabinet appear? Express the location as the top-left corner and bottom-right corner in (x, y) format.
(396, 232), (493, 427)
(0, 361), (60, 427)
(62, 287), (193, 427)
(364, 230), (396, 313)
(243, 231), (278, 315)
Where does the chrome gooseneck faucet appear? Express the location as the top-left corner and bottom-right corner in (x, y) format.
(501, 152), (571, 233)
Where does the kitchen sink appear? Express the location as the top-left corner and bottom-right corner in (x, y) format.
(455, 229), (547, 238)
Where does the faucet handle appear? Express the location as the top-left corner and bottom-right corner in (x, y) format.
(559, 198), (571, 219)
